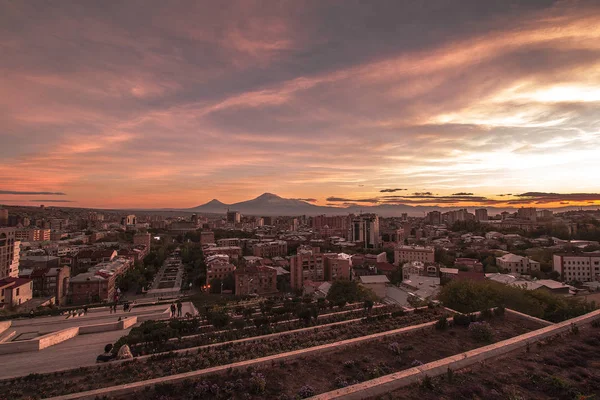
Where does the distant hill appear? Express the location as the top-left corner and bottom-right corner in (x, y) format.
(188, 192), (574, 217)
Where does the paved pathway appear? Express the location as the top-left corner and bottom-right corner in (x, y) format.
(0, 328), (130, 379)
(0, 302), (198, 379)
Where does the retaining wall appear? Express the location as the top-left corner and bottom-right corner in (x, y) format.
(310, 308), (600, 399)
(0, 320), (11, 335)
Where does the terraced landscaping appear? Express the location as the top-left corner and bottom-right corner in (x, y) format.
(373, 320), (600, 400)
(112, 310), (544, 400)
(126, 304), (399, 355)
(0, 308), (447, 399)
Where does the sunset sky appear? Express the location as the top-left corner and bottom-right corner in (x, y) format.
(1, 0), (600, 209)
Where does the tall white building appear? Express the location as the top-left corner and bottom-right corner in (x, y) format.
(350, 214), (380, 249)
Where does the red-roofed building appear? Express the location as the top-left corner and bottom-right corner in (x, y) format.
(0, 277), (33, 307)
(234, 265), (277, 296)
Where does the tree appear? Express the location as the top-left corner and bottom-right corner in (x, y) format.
(326, 280), (376, 306)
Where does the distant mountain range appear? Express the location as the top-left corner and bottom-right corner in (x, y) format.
(186, 192), (594, 217)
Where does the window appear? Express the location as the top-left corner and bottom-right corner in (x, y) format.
(16, 288), (20, 296)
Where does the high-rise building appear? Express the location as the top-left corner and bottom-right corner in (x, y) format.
(290, 246), (324, 290)
(517, 207), (537, 222)
(426, 211), (441, 225)
(0, 209), (8, 226)
(226, 210), (241, 224)
(350, 214), (380, 248)
(0, 228), (18, 279)
(475, 209), (488, 222)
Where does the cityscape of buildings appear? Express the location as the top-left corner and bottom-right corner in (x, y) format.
(1, 202), (599, 311)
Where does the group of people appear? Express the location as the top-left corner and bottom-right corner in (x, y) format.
(170, 300), (183, 318)
(108, 300), (134, 314)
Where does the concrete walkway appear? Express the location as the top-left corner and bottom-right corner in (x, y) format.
(0, 328), (130, 379)
(0, 302), (198, 379)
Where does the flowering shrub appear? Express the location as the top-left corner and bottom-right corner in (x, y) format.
(469, 321), (493, 342)
(248, 372), (267, 394)
(298, 385), (316, 398)
(334, 376), (349, 388)
(388, 342), (402, 355)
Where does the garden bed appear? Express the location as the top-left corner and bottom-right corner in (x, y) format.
(0, 309), (448, 398)
(372, 320), (600, 400)
(118, 304), (398, 355)
(106, 311), (543, 400)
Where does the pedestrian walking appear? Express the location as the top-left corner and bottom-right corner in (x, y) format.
(170, 303), (176, 318)
(176, 300), (182, 317)
(83, 306), (88, 315)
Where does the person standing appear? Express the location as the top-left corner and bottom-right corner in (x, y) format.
(170, 303), (176, 318)
(176, 300), (182, 317)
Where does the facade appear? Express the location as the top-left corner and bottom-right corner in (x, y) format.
(200, 231), (215, 245)
(206, 261), (236, 286)
(323, 254), (351, 282)
(0, 277), (33, 307)
(311, 215), (349, 231)
(234, 265), (277, 295)
(475, 209), (488, 221)
(350, 214), (381, 249)
(69, 257), (132, 304)
(517, 207), (537, 222)
(217, 238), (241, 247)
(0, 228), (18, 279)
(252, 240), (288, 258)
(496, 253), (541, 274)
(20, 266), (70, 306)
(169, 221), (197, 234)
(290, 246), (324, 290)
(394, 245), (435, 266)
(122, 214), (136, 226)
(553, 253), (600, 282)
(14, 228), (51, 242)
(133, 232), (151, 248)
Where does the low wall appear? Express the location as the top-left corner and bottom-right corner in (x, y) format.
(38, 327), (80, 350)
(0, 320), (11, 335)
(0, 337), (40, 354)
(310, 308), (600, 399)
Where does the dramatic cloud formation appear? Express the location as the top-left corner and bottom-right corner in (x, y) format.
(452, 192), (474, 196)
(1, 1), (600, 208)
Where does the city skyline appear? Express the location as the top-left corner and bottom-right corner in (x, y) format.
(2, 1), (600, 209)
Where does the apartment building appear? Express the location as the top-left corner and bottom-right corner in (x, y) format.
(496, 253), (541, 274)
(323, 253), (351, 282)
(553, 253), (600, 282)
(206, 260), (236, 286)
(394, 245), (435, 266)
(234, 265), (277, 295)
(290, 246), (324, 290)
(252, 240), (288, 258)
(14, 228), (51, 242)
(0, 228), (19, 279)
